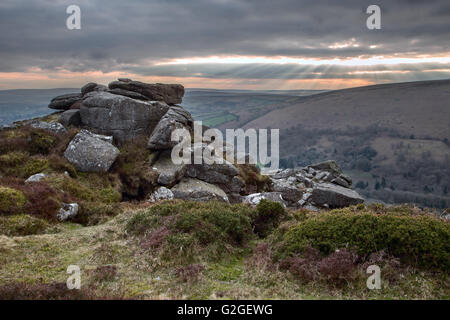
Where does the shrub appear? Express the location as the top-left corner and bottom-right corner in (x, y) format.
(280, 247), (359, 286)
(275, 211), (450, 270)
(44, 173), (122, 204)
(0, 214), (52, 236)
(75, 201), (123, 226)
(237, 164), (272, 194)
(0, 126), (77, 157)
(126, 201), (254, 263)
(0, 179), (67, 221)
(175, 264), (204, 282)
(317, 249), (358, 283)
(113, 136), (158, 199)
(251, 199), (287, 237)
(0, 282), (121, 300)
(0, 186), (27, 215)
(47, 154), (77, 177)
(27, 129), (58, 154)
(0, 152), (49, 178)
(92, 265), (118, 282)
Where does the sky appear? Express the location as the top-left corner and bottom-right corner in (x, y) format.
(0, 0), (449, 90)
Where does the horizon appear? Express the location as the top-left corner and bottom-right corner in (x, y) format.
(1, 78), (450, 92)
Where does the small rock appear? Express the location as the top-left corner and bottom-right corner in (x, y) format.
(171, 178), (229, 202)
(153, 151), (187, 187)
(243, 192), (287, 207)
(271, 178), (303, 203)
(59, 110), (81, 127)
(311, 183), (364, 208)
(30, 121), (67, 134)
(57, 203), (79, 221)
(308, 160), (343, 176)
(331, 176), (351, 188)
(64, 130), (119, 172)
(148, 187), (174, 203)
(25, 173), (46, 183)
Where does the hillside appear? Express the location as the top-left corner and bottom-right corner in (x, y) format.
(245, 80), (450, 139)
(239, 80), (450, 208)
(182, 89), (324, 129)
(0, 79), (448, 300)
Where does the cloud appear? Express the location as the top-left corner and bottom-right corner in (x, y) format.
(0, 0), (449, 88)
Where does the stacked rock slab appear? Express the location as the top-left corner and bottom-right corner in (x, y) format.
(108, 79), (184, 105)
(147, 106), (193, 149)
(265, 160), (364, 209)
(80, 91), (170, 144)
(48, 93), (83, 110)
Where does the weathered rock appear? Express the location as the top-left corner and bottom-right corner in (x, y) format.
(152, 151), (187, 187)
(70, 101), (82, 110)
(48, 93), (82, 110)
(0, 123), (18, 131)
(271, 178), (303, 203)
(81, 82), (107, 96)
(108, 88), (150, 101)
(148, 187), (174, 203)
(59, 110), (81, 127)
(147, 106), (193, 150)
(30, 121), (67, 134)
(295, 172), (314, 188)
(57, 203), (79, 221)
(108, 79), (184, 105)
(271, 168), (296, 179)
(230, 176), (245, 194)
(80, 91), (169, 143)
(331, 176), (351, 188)
(311, 183), (364, 208)
(243, 192), (287, 207)
(186, 156), (239, 185)
(171, 178), (229, 202)
(25, 173), (46, 183)
(308, 160), (343, 176)
(64, 130), (119, 172)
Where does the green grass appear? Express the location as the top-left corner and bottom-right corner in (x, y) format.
(0, 201), (448, 300)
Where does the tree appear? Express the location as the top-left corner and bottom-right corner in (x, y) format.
(381, 177), (386, 188)
(375, 181), (381, 190)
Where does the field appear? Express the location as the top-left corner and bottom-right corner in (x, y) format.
(0, 201), (448, 300)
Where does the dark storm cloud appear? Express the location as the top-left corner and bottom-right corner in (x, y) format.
(0, 0), (449, 80)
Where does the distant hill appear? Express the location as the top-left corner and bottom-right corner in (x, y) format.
(182, 89), (324, 128)
(0, 88), (79, 126)
(245, 79), (450, 140)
